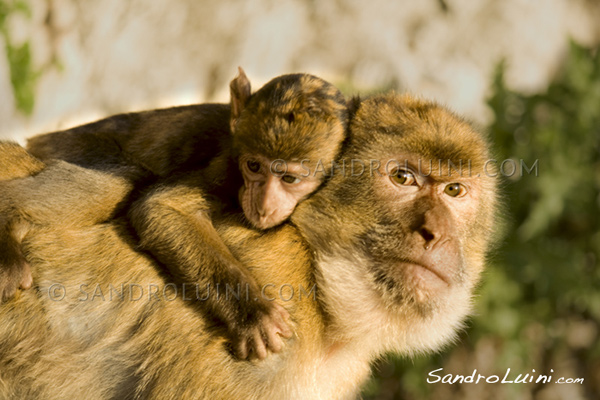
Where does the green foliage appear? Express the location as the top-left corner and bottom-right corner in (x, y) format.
(0, 0), (37, 115)
(488, 40), (600, 329)
(365, 41), (600, 399)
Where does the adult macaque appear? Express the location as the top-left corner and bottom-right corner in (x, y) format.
(0, 93), (498, 398)
(0, 69), (348, 359)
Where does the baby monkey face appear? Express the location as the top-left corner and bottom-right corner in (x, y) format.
(238, 153), (321, 229)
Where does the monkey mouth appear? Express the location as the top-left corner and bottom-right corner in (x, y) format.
(248, 214), (280, 230)
(396, 259), (451, 287)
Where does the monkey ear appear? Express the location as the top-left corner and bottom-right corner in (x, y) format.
(230, 67), (252, 133)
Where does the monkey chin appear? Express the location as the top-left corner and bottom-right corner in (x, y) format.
(399, 261), (450, 304)
(242, 207), (293, 230)
(244, 210), (280, 230)
(371, 253), (464, 316)
(316, 254), (474, 357)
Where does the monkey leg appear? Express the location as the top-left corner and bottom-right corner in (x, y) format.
(0, 142), (42, 299)
(0, 215), (33, 301)
(0, 146), (136, 302)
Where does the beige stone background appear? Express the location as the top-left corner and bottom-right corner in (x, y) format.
(1, 0), (600, 141)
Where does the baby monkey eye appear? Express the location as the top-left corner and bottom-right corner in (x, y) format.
(390, 169), (416, 186)
(281, 175), (301, 184)
(247, 160), (261, 173)
(444, 183), (466, 197)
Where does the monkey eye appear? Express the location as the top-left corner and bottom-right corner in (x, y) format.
(247, 160), (261, 173)
(390, 169), (416, 186)
(444, 183), (467, 197)
(281, 175), (301, 184)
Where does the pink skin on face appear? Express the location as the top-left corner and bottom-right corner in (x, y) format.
(375, 155), (479, 300)
(238, 154), (322, 229)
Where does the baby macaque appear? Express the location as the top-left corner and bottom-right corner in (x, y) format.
(0, 68), (349, 359)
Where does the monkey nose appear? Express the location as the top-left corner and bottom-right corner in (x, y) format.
(419, 227), (437, 250)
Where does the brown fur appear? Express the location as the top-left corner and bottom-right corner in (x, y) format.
(2, 72), (349, 359)
(0, 142), (45, 180)
(0, 93), (498, 398)
(126, 71), (348, 359)
(0, 142), (136, 301)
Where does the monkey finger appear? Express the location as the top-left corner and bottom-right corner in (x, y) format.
(235, 338), (249, 360)
(270, 305), (293, 339)
(0, 282), (18, 302)
(276, 305), (291, 323)
(282, 307), (292, 325)
(252, 330), (268, 360)
(264, 324), (284, 353)
(19, 263), (33, 289)
(276, 318), (293, 339)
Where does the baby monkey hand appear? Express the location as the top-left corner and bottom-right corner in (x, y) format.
(227, 295), (293, 361)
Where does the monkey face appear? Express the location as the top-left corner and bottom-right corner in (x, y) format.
(229, 72), (348, 230)
(238, 153), (322, 229)
(293, 93), (498, 351)
(360, 154), (480, 315)
(313, 153), (485, 319)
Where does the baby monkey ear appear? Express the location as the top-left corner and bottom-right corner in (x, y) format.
(229, 66), (252, 133)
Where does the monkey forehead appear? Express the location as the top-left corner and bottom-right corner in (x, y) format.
(234, 117), (345, 163)
(349, 93), (492, 171)
(251, 73), (346, 109)
(234, 74), (348, 162)
(245, 74), (348, 120)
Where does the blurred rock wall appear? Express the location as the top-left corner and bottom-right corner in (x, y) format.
(1, 0), (599, 142)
